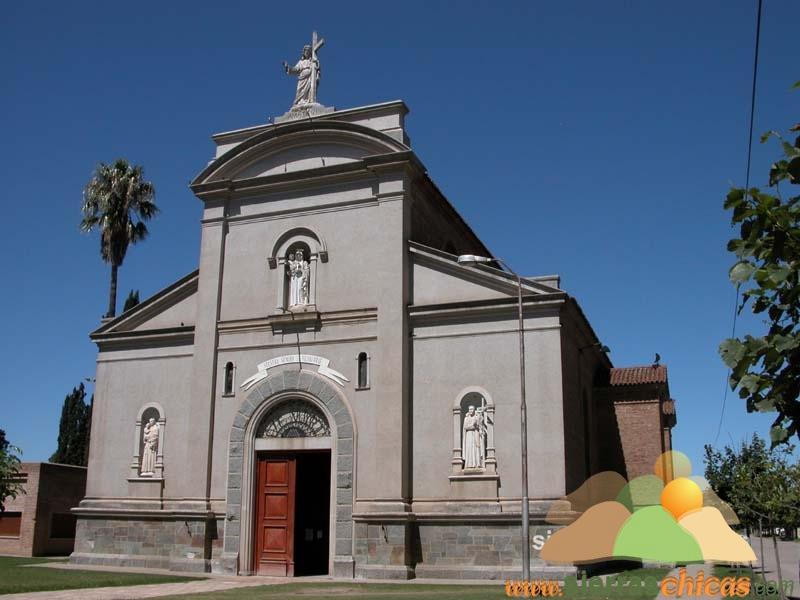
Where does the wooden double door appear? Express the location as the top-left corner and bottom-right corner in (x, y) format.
(253, 451), (331, 576)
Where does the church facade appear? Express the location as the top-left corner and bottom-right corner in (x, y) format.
(71, 97), (676, 579)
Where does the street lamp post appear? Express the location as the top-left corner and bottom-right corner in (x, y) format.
(457, 254), (530, 580)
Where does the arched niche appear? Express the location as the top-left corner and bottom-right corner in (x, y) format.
(130, 402), (166, 480)
(267, 227), (328, 312)
(451, 387), (496, 475)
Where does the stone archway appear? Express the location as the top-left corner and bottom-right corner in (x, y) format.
(219, 369), (356, 577)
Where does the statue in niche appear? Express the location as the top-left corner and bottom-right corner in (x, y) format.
(462, 405), (486, 469)
(140, 418), (160, 476)
(287, 249), (310, 307)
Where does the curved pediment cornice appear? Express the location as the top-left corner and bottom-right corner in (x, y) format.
(191, 120), (409, 188)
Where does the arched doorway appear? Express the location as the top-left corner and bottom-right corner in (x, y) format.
(253, 399), (331, 576)
(222, 370), (356, 578)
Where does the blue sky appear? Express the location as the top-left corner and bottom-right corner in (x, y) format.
(1, 1), (798, 475)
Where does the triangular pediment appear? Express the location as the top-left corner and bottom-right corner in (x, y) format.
(409, 242), (561, 306)
(91, 271), (198, 338)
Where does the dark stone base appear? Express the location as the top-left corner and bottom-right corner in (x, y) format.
(72, 515), (223, 573)
(74, 513), (568, 580)
(212, 551), (239, 575)
(353, 519), (570, 581)
(333, 556), (355, 578)
(415, 564), (577, 580)
(355, 564), (415, 580)
(70, 551), (212, 573)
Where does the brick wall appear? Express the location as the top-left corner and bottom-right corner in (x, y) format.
(612, 401), (663, 480)
(0, 463), (38, 556)
(0, 462), (87, 557)
(34, 463), (87, 555)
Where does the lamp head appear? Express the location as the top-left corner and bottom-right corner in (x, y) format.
(457, 254), (493, 266)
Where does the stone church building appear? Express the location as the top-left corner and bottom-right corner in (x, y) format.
(72, 91), (676, 579)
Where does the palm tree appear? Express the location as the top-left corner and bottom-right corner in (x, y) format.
(80, 159), (158, 318)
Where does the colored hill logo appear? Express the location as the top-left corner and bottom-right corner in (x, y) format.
(540, 451), (756, 565)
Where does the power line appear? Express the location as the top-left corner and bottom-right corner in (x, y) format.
(713, 0), (763, 447)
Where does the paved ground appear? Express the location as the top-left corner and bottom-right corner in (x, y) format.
(749, 536), (799, 595)
(653, 538), (799, 600)
(654, 564), (721, 600)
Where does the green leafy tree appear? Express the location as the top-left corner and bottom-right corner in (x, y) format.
(705, 435), (799, 532)
(80, 159), (158, 319)
(705, 434), (799, 596)
(0, 429), (24, 512)
(719, 82), (800, 445)
(123, 289), (140, 312)
(50, 383), (91, 466)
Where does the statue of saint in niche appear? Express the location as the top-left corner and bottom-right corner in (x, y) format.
(462, 405), (486, 469)
(287, 249), (310, 307)
(140, 418), (160, 476)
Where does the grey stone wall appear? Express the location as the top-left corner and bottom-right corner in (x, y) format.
(353, 522), (413, 579)
(415, 522), (575, 580)
(353, 520), (574, 580)
(71, 517), (222, 572)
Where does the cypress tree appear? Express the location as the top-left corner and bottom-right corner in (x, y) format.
(50, 383), (91, 466)
(123, 289), (140, 312)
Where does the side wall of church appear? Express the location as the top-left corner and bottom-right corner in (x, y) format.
(410, 310), (567, 501)
(85, 348), (195, 499)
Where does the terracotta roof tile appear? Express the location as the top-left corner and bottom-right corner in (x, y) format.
(609, 365), (668, 386)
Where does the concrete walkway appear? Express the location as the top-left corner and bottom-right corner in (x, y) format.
(748, 536), (799, 596)
(654, 564), (722, 600)
(6, 561), (508, 599)
(1, 576), (275, 600)
(652, 538), (800, 600)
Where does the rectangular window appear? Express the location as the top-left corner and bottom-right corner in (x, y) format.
(50, 513), (77, 539)
(0, 511), (22, 537)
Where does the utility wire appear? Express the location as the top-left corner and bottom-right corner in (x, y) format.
(713, 0), (763, 447)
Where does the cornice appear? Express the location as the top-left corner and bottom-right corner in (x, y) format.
(409, 295), (565, 326)
(410, 242), (561, 296)
(191, 151), (423, 202)
(92, 326), (195, 351)
(210, 100), (409, 146)
(217, 308), (378, 334)
(71, 507), (221, 520)
(192, 119), (412, 188)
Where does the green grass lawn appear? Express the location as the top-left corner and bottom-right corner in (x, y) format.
(159, 568), (672, 600)
(0, 555), (202, 595)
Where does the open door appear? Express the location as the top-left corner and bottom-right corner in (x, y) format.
(254, 456), (296, 576)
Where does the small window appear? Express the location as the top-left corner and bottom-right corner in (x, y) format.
(223, 362), (235, 396)
(0, 511), (22, 537)
(357, 353), (369, 389)
(50, 513), (77, 539)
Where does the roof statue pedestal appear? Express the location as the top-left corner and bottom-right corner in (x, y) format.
(276, 31), (335, 123)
